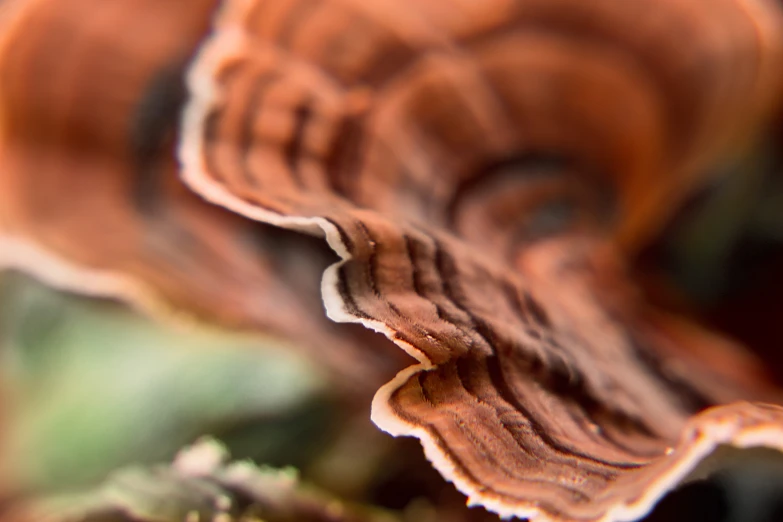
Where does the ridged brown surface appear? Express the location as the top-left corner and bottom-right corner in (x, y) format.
(0, 0), (408, 393)
(178, 0), (783, 521)
(1, 0), (783, 521)
(182, 0), (783, 246)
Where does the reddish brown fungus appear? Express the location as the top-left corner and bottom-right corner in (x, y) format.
(2, 0), (783, 521)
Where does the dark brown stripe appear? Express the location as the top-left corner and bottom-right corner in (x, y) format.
(336, 264), (372, 320)
(404, 235), (472, 329)
(275, 98), (314, 187)
(131, 58), (189, 215)
(461, 12), (721, 156)
(454, 358), (616, 493)
(523, 290), (552, 329)
(432, 241), (645, 468)
(624, 330), (714, 414)
(501, 281), (545, 339)
(199, 61), (307, 215)
(409, 371), (594, 511)
(239, 73), (279, 188)
(445, 152), (570, 231)
(354, 37), (420, 88)
(353, 220), (382, 298)
(324, 112), (365, 199)
(353, 224), (455, 350)
(483, 355), (641, 470)
(329, 219), (355, 252)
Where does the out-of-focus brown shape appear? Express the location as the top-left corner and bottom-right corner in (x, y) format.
(0, 0), (409, 394)
(178, 0), (783, 520)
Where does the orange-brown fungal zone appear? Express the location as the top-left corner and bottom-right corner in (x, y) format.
(0, 0), (407, 393)
(2, 0), (783, 520)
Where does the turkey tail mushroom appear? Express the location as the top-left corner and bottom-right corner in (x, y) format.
(0, 0), (408, 393)
(179, 0), (783, 521)
(0, 0), (783, 520)
(181, 0), (783, 247)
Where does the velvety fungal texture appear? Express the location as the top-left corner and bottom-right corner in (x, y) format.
(2, 0), (783, 521)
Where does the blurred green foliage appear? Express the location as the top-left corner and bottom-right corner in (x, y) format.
(0, 273), (329, 493)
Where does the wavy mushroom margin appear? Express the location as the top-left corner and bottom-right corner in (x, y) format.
(177, 7), (783, 522)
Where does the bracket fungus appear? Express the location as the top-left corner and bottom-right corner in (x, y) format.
(0, 0), (408, 394)
(2, 0), (783, 521)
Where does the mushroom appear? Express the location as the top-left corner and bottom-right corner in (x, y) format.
(179, 0), (783, 520)
(0, 0), (408, 394)
(1, 0), (783, 521)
